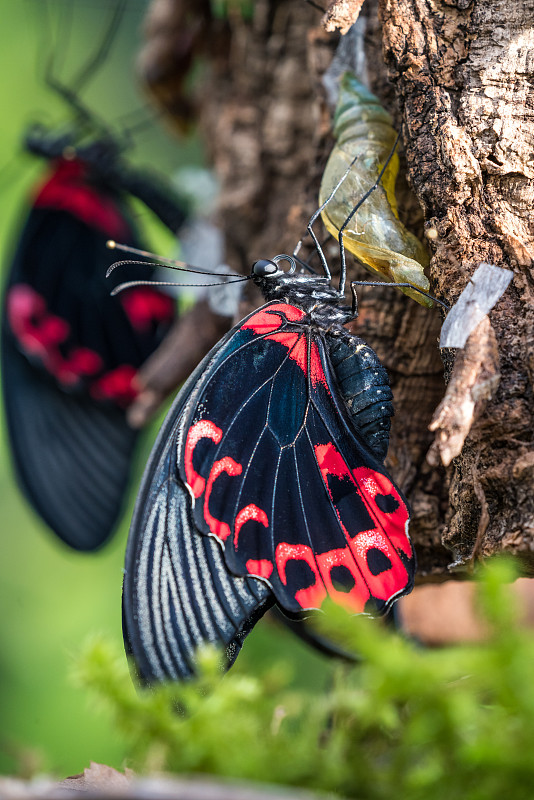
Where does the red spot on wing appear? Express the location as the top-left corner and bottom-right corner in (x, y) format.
(184, 421), (223, 498)
(235, 504), (268, 547)
(120, 287), (174, 331)
(8, 285), (69, 353)
(309, 342), (329, 387)
(315, 442), (352, 482)
(274, 304), (306, 322)
(242, 303), (305, 335)
(264, 332), (327, 388)
(33, 159), (130, 240)
(352, 467), (411, 557)
(64, 348), (103, 376)
(314, 442), (411, 605)
(265, 331), (299, 349)
(349, 529), (406, 603)
(37, 316), (70, 345)
(204, 456), (242, 541)
(246, 559), (273, 579)
(6, 283), (169, 410)
(90, 365), (138, 407)
(242, 309), (284, 335)
(316, 547), (371, 613)
(57, 348), (103, 385)
(7, 283), (46, 318)
(275, 542), (327, 609)
(242, 303), (328, 387)
(282, 334), (308, 374)
(7, 284), (104, 388)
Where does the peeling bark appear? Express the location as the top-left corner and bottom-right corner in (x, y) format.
(323, 0), (366, 34)
(428, 316), (500, 468)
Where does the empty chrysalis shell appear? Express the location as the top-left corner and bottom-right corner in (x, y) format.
(320, 72), (432, 307)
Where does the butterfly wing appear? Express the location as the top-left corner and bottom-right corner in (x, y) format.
(177, 301), (414, 616)
(124, 301), (414, 682)
(2, 327), (138, 550)
(123, 338), (273, 684)
(1, 160), (176, 549)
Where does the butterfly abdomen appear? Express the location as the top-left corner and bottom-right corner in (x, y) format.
(327, 332), (393, 462)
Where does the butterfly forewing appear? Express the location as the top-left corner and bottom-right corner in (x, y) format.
(5, 161), (175, 404)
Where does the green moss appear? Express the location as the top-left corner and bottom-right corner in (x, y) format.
(75, 559), (534, 799)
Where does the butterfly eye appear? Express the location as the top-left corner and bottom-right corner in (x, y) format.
(252, 259), (279, 277)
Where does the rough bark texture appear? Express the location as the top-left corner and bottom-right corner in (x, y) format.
(323, 0), (366, 34)
(137, 0), (534, 579)
(378, 0), (534, 573)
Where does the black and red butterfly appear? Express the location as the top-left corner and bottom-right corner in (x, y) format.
(120, 157), (439, 681)
(2, 122), (186, 551)
(1, 0), (190, 551)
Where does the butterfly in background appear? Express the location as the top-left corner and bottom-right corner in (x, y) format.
(118, 143), (447, 685)
(1, 2), (187, 551)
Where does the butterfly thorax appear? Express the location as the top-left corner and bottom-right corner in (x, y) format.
(252, 266), (353, 329)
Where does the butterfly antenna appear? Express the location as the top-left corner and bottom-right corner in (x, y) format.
(39, 0), (88, 125)
(106, 242), (252, 281)
(338, 133), (400, 294)
(293, 154), (360, 281)
(35, 0), (73, 90)
(110, 276), (249, 296)
(116, 107), (165, 146)
(350, 280), (449, 315)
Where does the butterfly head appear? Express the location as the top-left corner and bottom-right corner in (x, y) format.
(252, 258), (286, 280)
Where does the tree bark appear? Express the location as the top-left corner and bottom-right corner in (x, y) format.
(138, 0), (534, 580)
(378, 0), (534, 573)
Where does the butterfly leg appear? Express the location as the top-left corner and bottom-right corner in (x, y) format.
(349, 280), (449, 316)
(337, 134), (400, 296)
(42, 0), (127, 129)
(293, 155), (363, 281)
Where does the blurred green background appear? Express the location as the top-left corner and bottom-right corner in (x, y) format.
(0, 0), (331, 777)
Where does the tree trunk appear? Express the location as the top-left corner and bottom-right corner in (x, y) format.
(138, 0), (534, 580)
(377, 0), (534, 574)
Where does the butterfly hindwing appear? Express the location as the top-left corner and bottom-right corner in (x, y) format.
(1, 329), (138, 550)
(176, 301), (414, 616)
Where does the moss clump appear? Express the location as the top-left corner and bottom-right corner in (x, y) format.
(76, 559), (534, 799)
